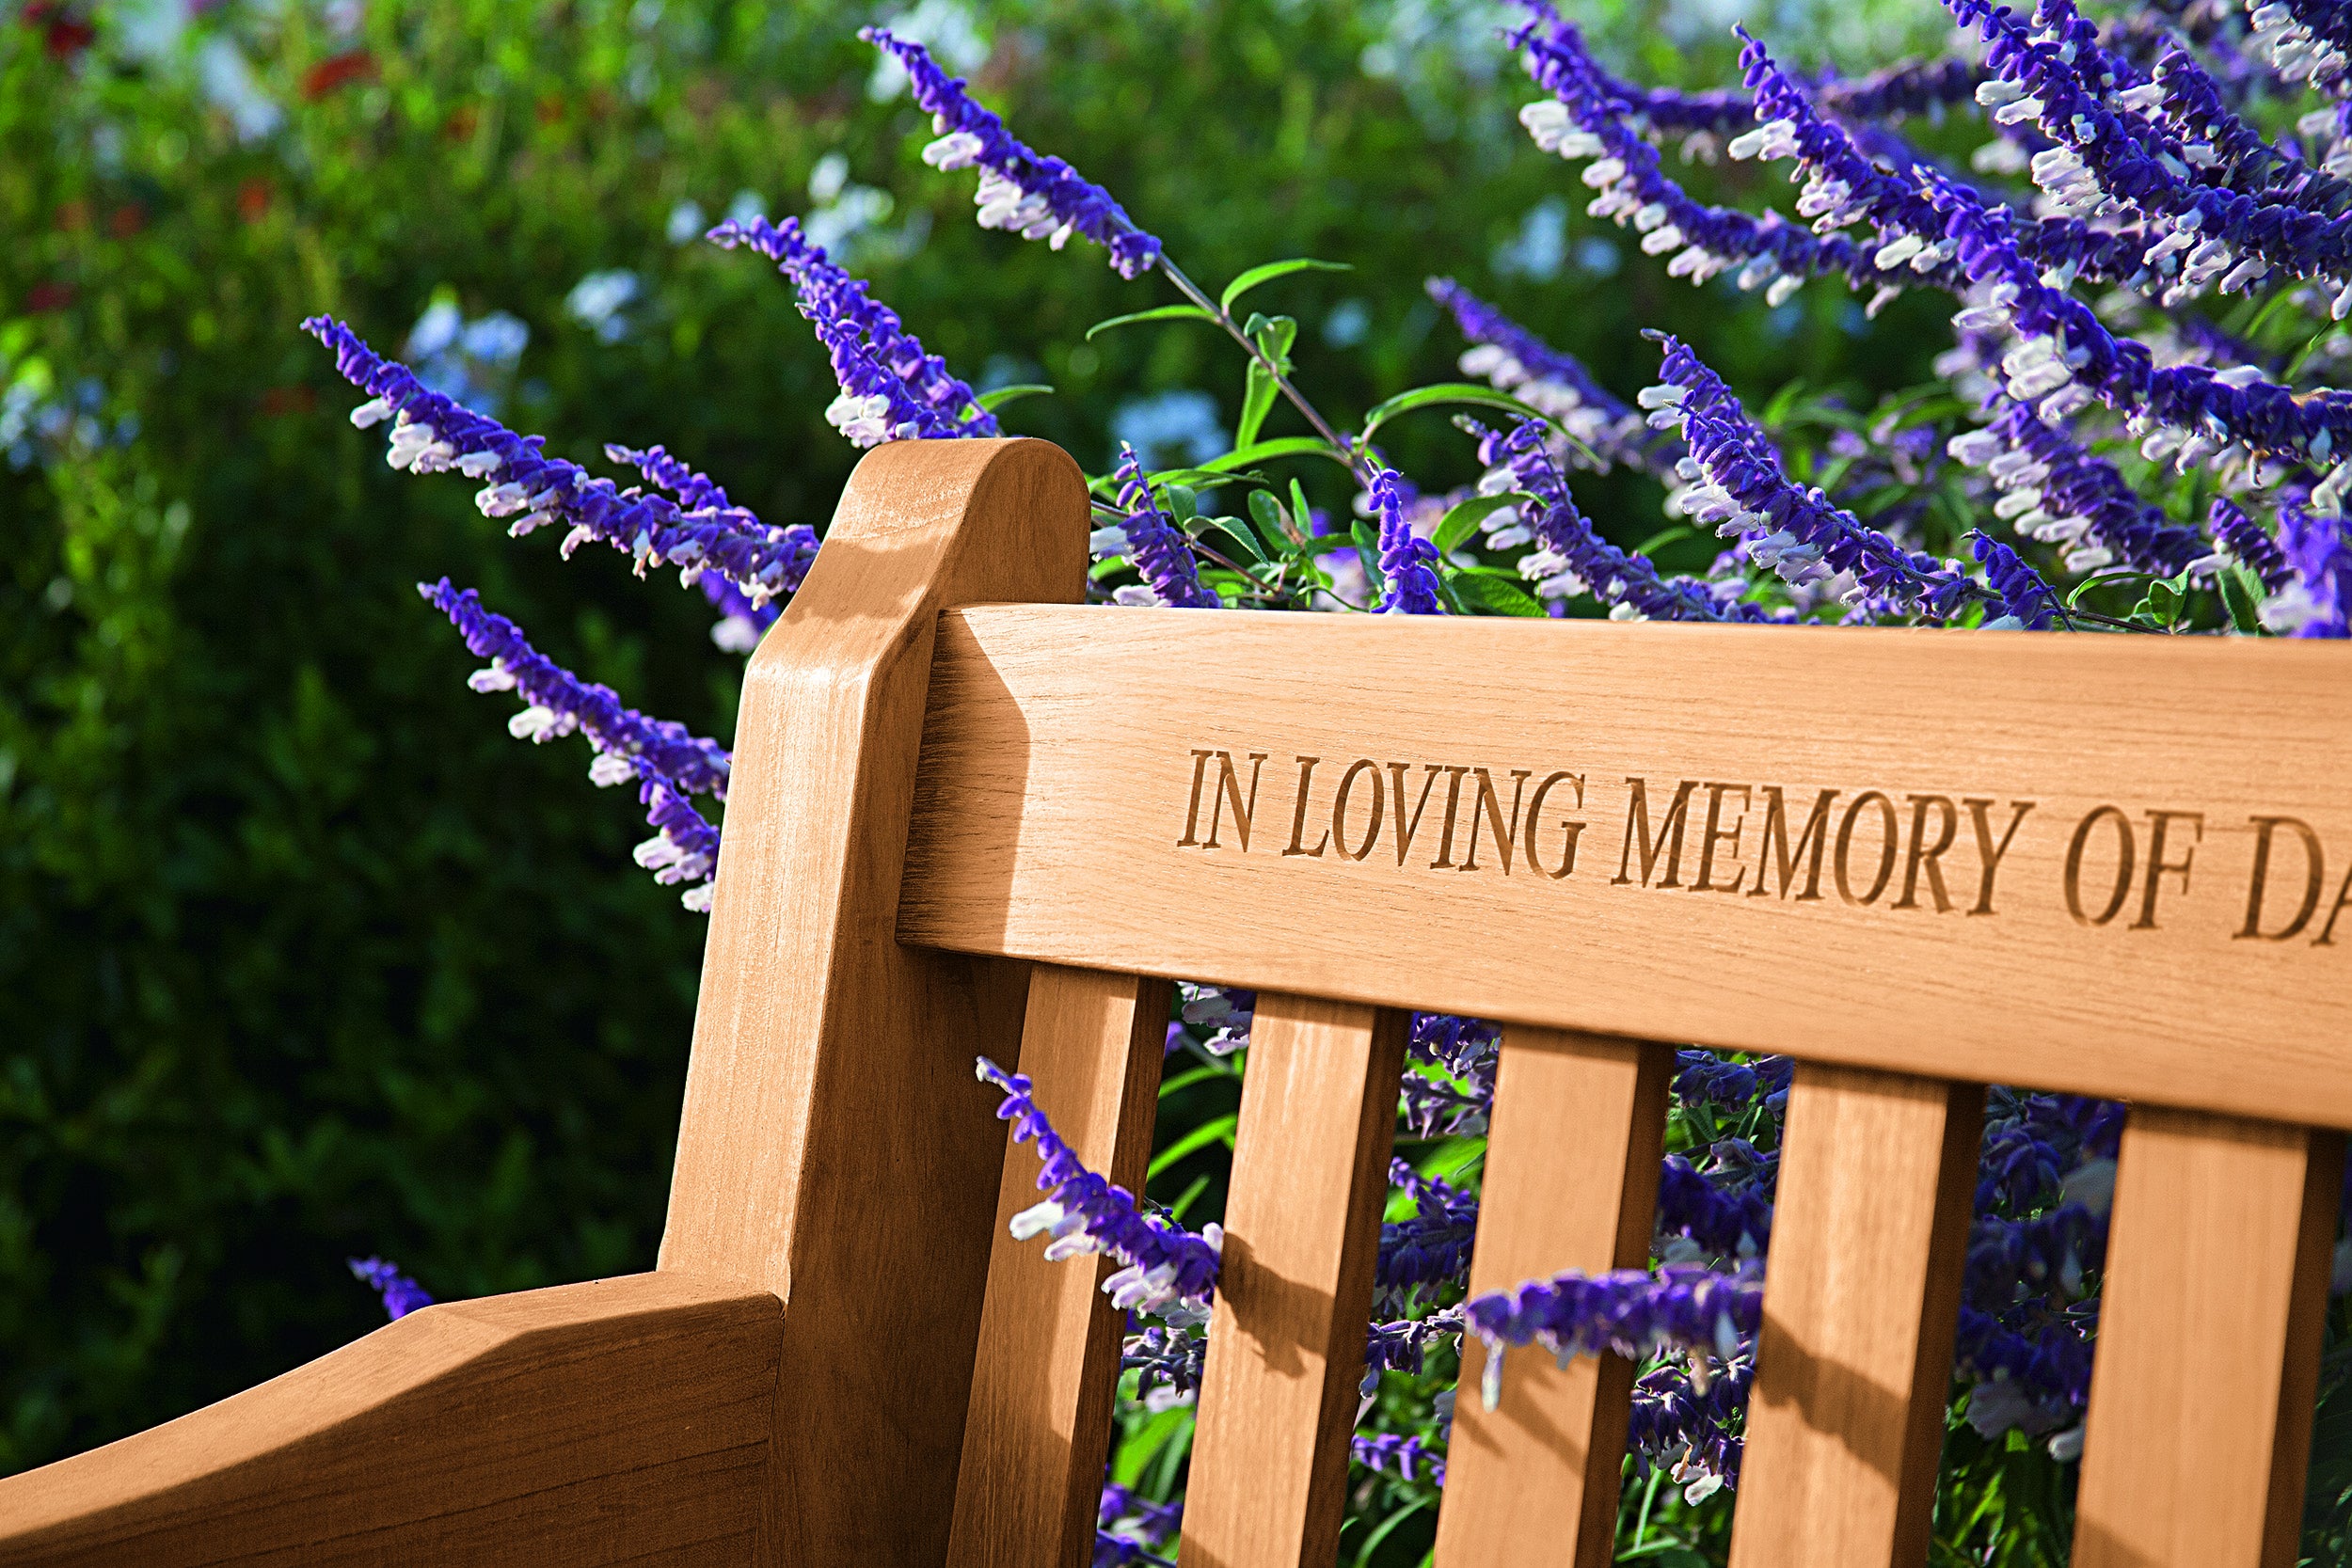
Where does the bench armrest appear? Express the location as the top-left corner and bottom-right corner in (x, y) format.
(0, 1271), (781, 1566)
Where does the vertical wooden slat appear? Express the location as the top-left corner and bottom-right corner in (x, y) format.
(1179, 993), (1409, 1568)
(1728, 1063), (1982, 1568)
(950, 965), (1172, 1568)
(1432, 1027), (1672, 1568)
(2073, 1108), (2344, 1568)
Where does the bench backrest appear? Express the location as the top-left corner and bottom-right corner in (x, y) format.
(673, 436), (2352, 1568)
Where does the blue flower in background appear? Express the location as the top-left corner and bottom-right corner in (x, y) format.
(564, 270), (641, 344)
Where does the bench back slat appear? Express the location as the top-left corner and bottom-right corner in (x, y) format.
(1431, 1027), (1672, 1568)
(1726, 1066), (1981, 1567)
(2073, 1109), (2344, 1568)
(949, 964), (1171, 1568)
(1179, 995), (1408, 1567)
(903, 604), (2352, 1128)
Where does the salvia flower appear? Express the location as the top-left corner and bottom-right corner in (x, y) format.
(306, 317), (817, 606)
(1630, 1354), (1752, 1497)
(2204, 494), (2294, 590)
(1478, 418), (1783, 623)
(1426, 277), (1677, 477)
(1095, 1485), (1182, 1568)
(707, 214), (996, 436)
(420, 579), (728, 909)
(1673, 1050), (1793, 1114)
(978, 1055), (1223, 1323)
(1463, 1262), (1765, 1410)
(2265, 494), (2352, 634)
(1107, 446), (1221, 608)
(1649, 337), (2058, 626)
(349, 1257), (434, 1321)
(1351, 1432), (1448, 1487)
(863, 27), (1162, 278)
(1947, 402), (2201, 577)
(1369, 466), (1446, 614)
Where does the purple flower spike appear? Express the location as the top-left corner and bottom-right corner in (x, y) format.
(977, 1055), (1223, 1323)
(1645, 335), (2058, 627)
(707, 214), (996, 439)
(1351, 1431), (1449, 1488)
(1475, 418), (1785, 624)
(2205, 495), (2293, 592)
(863, 27), (1163, 278)
(1426, 277), (1677, 478)
(1108, 446), (1221, 608)
(349, 1257), (435, 1321)
(420, 578), (727, 909)
(304, 316), (818, 608)
(1370, 466), (1446, 615)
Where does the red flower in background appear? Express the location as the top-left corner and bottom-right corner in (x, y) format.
(303, 50), (376, 100)
(24, 3), (97, 59)
(26, 282), (77, 314)
(237, 179), (273, 223)
(107, 203), (147, 239)
(258, 386), (318, 417)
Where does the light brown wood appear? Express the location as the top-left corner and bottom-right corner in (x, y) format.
(1433, 1027), (1672, 1568)
(1729, 1064), (1981, 1568)
(901, 606), (2352, 1128)
(1179, 994), (1408, 1568)
(657, 437), (1089, 1563)
(0, 1273), (778, 1566)
(950, 965), (1172, 1568)
(2073, 1108), (2344, 1568)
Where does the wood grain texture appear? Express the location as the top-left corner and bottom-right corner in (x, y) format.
(900, 607), (2352, 1127)
(657, 438), (1088, 1563)
(950, 965), (1172, 1568)
(1433, 1028), (1672, 1568)
(2073, 1109), (2344, 1568)
(1179, 995), (1408, 1568)
(1730, 1065), (1982, 1568)
(0, 1273), (778, 1567)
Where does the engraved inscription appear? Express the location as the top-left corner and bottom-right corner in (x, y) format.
(1173, 748), (2347, 942)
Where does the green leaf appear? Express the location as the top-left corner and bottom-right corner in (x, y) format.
(1148, 1114), (1238, 1180)
(1197, 436), (1340, 473)
(1351, 518), (1387, 604)
(974, 382), (1053, 412)
(1247, 487), (1294, 547)
(1083, 303), (1216, 340)
(2219, 562), (2265, 634)
(1161, 483), (1199, 521)
(1196, 514), (1267, 564)
(1630, 524), (1693, 559)
(1218, 257), (1352, 314)
(1432, 494), (1518, 554)
(1166, 1173), (1213, 1223)
(1145, 466), (1254, 493)
(1445, 568), (1547, 617)
(1359, 382), (1551, 442)
(1235, 358), (1280, 449)
(1247, 312), (1298, 372)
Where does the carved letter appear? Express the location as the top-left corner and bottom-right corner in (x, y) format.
(2239, 816), (2327, 941)
(2313, 864), (2352, 946)
(1460, 768), (1534, 874)
(2064, 805), (2136, 927)
(1428, 766), (1475, 869)
(1749, 787), (1836, 902)
(1390, 763), (1447, 867)
(1283, 755), (1329, 858)
(1962, 799), (2035, 915)
(1524, 771), (1586, 879)
(1893, 795), (1960, 912)
(1331, 759), (1385, 862)
(1692, 783), (1752, 894)
(1614, 777), (1699, 888)
(1177, 749), (1215, 847)
(1200, 751), (1269, 852)
(2130, 810), (2204, 930)
(1834, 791), (1899, 906)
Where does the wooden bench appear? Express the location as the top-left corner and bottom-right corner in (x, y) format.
(3, 436), (2345, 1567)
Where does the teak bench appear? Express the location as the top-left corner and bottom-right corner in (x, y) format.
(3, 437), (2347, 1567)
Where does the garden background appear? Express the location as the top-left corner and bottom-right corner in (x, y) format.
(0, 0), (2271, 1560)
